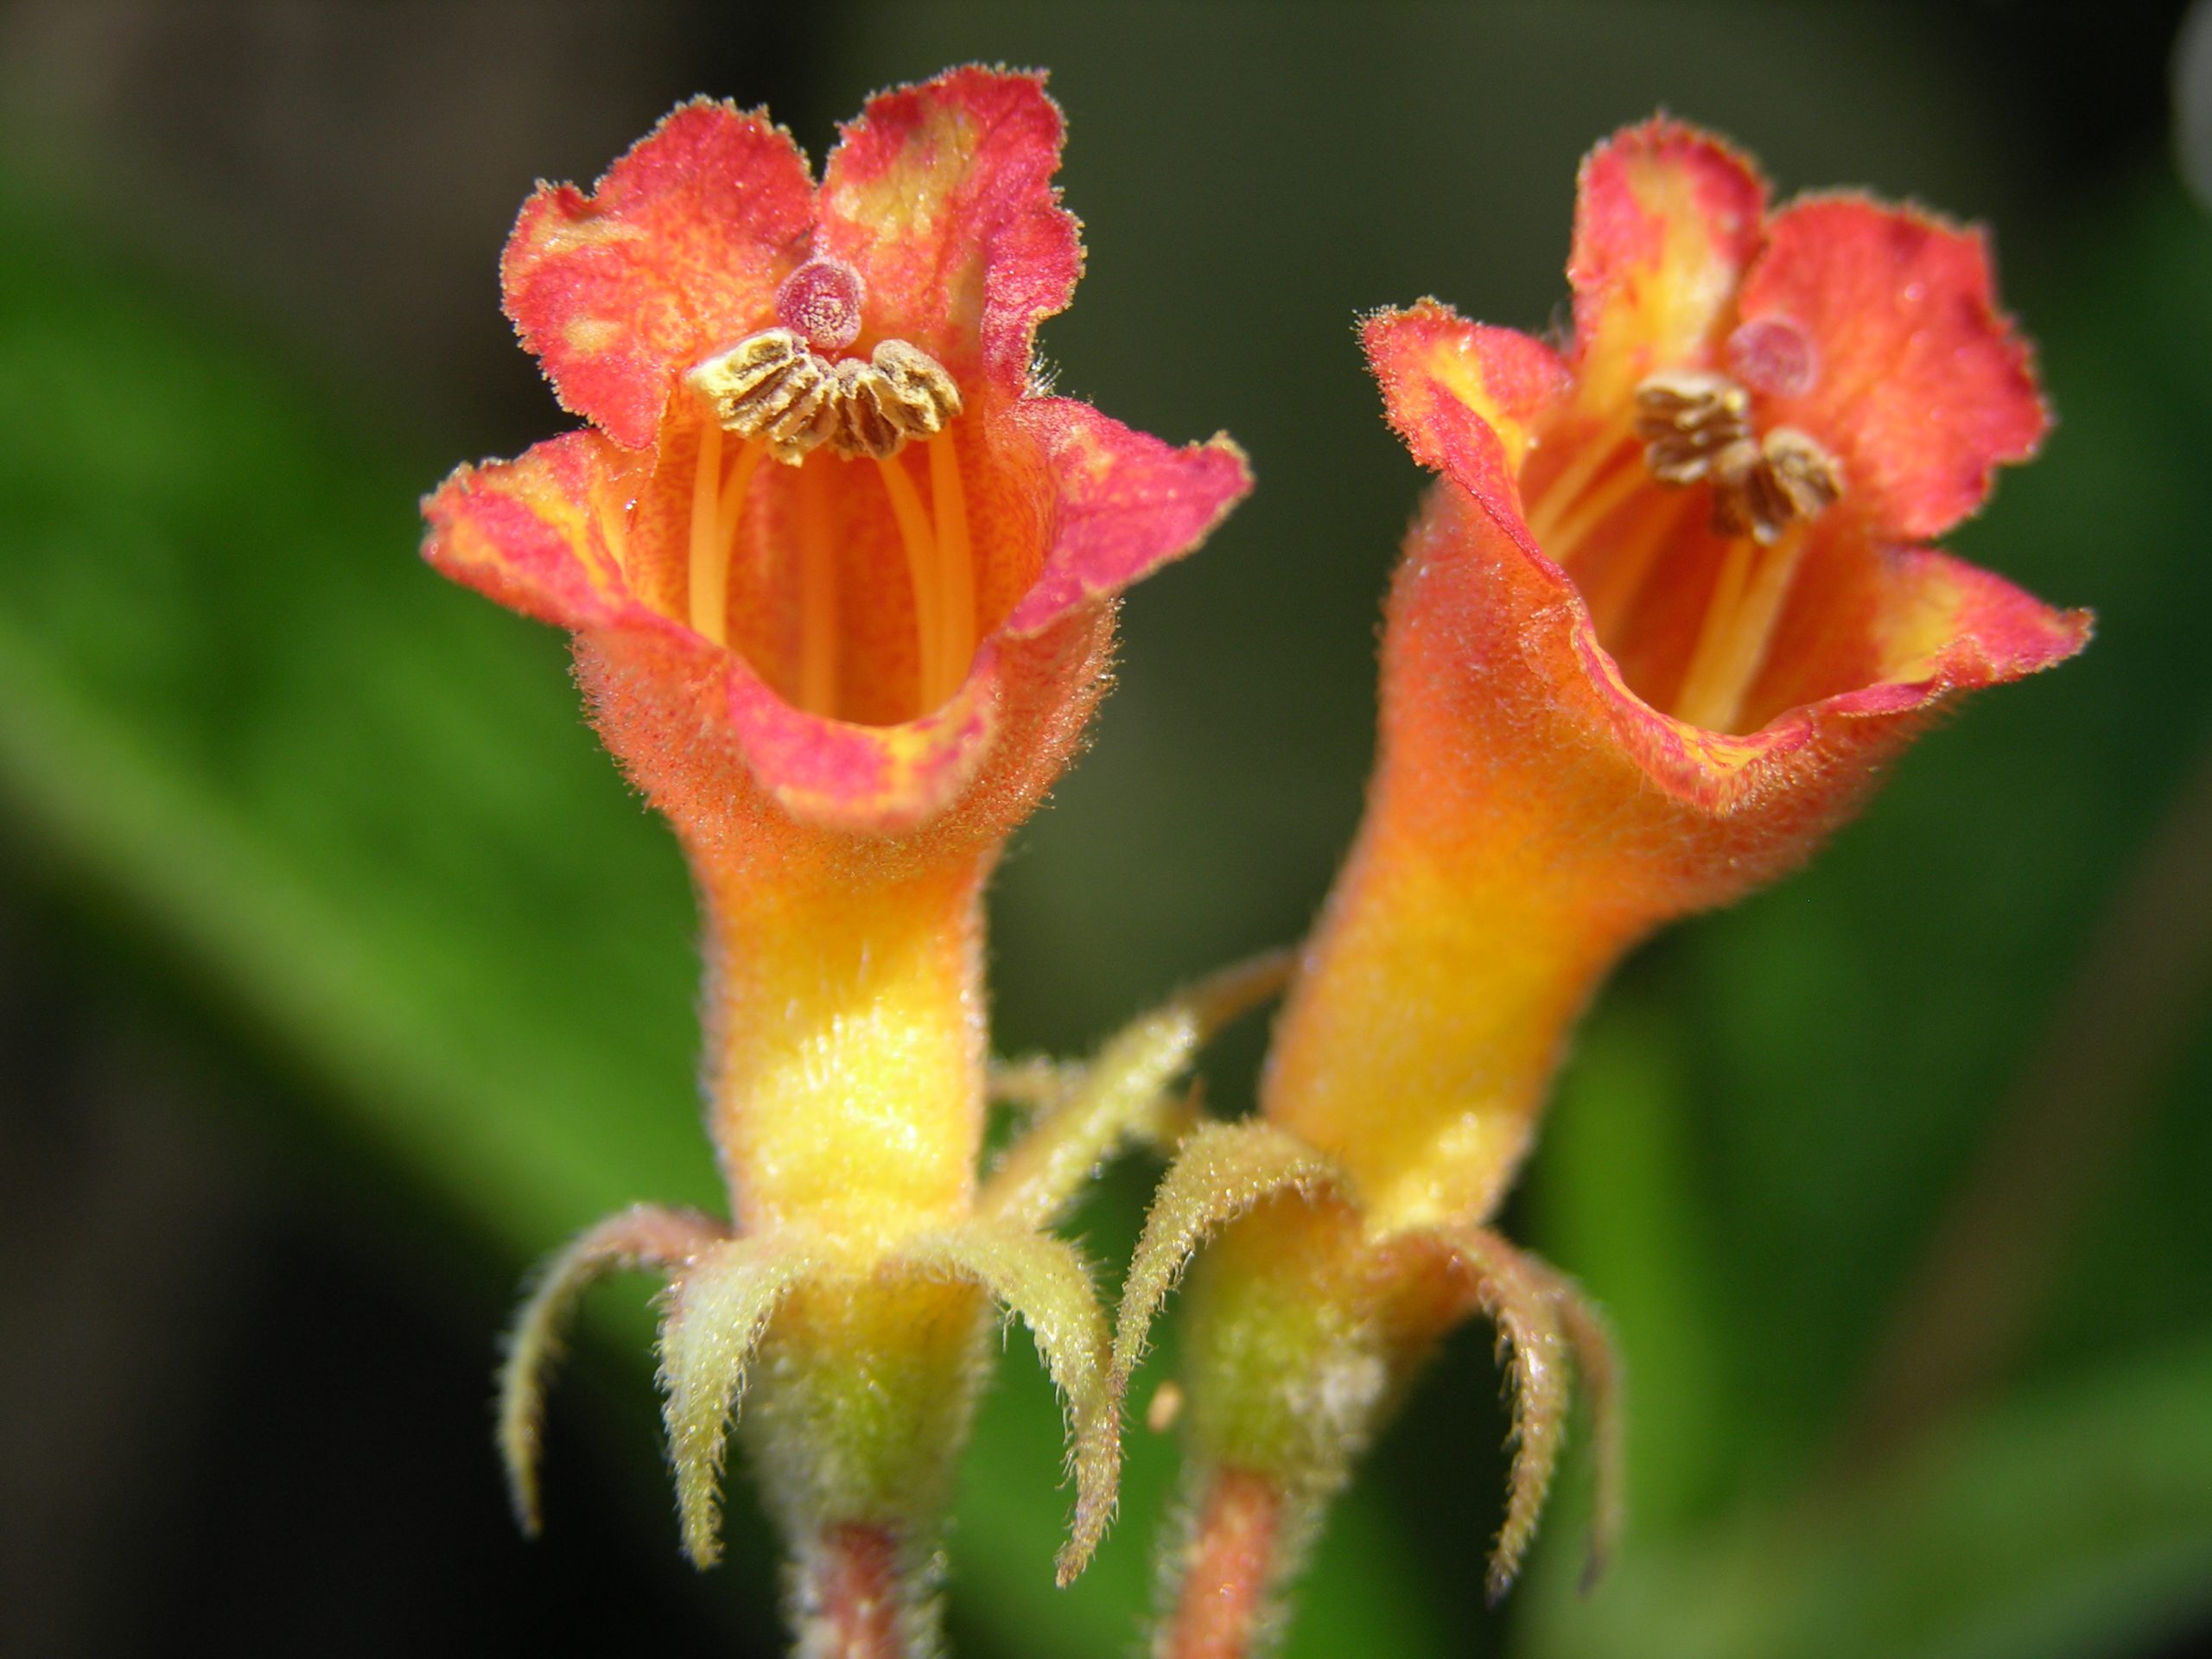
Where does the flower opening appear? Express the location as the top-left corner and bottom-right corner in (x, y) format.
(425, 67), (1249, 839)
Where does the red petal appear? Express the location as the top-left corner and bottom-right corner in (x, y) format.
(421, 432), (657, 632)
(999, 400), (1252, 639)
(1387, 484), (2082, 891)
(1566, 118), (1768, 404)
(721, 644), (1003, 835)
(817, 67), (1077, 392)
(503, 100), (816, 450)
(1736, 197), (2047, 542)
(1363, 302), (1568, 526)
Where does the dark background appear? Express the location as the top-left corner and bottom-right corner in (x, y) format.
(3, 3), (2210, 1656)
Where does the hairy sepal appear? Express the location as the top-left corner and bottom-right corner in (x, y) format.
(498, 1205), (728, 1535)
(1446, 1227), (1624, 1600)
(658, 1234), (816, 1567)
(1112, 1121), (1344, 1400)
(982, 950), (1293, 1230)
(900, 1222), (1118, 1583)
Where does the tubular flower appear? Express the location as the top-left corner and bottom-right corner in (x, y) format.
(1117, 117), (2087, 1655)
(420, 67), (1249, 1655)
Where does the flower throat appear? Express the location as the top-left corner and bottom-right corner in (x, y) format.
(680, 256), (976, 722)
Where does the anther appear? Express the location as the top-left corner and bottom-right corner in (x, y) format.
(1636, 370), (1842, 543)
(688, 331), (838, 463)
(830, 360), (904, 461)
(868, 340), (963, 438)
(1633, 371), (1752, 484)
(824, 341), (964, 461)
(690, 330), (963, 464)
(1738, 427), (1842, 544)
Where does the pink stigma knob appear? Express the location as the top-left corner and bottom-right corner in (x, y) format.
(776, 257), (866, 353)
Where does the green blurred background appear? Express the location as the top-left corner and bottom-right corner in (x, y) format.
(3, 3), (2209, 1655)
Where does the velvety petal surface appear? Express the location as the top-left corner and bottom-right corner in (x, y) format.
(1566, 119), (1768, 405)
(421, 433), (654, 632)
(722, 646), (1003, 836)
(1000, 400), (1252, 638)
(817, 67), (1079, 391)
(1363, 303), (1567, 523)
(1736, 197), (2048, 541)
(503, 100), (816, 449)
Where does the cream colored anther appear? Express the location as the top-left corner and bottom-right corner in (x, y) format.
(690, 330), (963, 466)
(1634, 369), (1841, 544)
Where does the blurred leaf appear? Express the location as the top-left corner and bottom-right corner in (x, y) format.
(1516, 1334), (2212, 1659)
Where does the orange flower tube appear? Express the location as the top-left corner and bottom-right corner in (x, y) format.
(422, 69), (1249, 1656)
(1118, 118), (2087, 1657)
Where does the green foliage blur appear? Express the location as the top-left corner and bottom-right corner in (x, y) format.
(3, 4), (2209, 1656)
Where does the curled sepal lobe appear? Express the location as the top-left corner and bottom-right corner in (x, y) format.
(899, 1223), (1119, 1584)
(981, 950), (1293, 1231)
(658, 1234), (817, 1567)
(1112, 1122), (1344, 1401)
(1441, 1227), (1623, 1601)
(497, 1205), (729, 1535)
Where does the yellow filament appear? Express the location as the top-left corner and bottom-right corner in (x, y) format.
(875, 453), (944, 711)
(717, 439), (765, 560)
(591, 496), (628, 588)
(1528, 449), (1647, 566)
(1674, 529), (1808, 733)
(689, 419), (727, 643)
(797, 460), (838, 717)
(1522, 410), (1633, 543)
(1580, 492), (1695, 644)
(1675, 535), (1754, 729)
(929, 435), (975, 698)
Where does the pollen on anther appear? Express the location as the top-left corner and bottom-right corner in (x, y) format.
(776, 257), (866, 353)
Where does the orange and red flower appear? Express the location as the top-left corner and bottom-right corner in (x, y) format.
(421, 67), (1249, 1255)
(1120, 118), (2088, 1649)
(1278, 116), (2090, 1229)
(423, 70), (1252, 1642)
(425, 67), (1247, 850)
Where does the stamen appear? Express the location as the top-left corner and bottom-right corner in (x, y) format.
(1578, 491), (1696, 643)
(828, 342), (964, 461)
(1673, 527), (1814, 734)
(1728, 427), (1841, 545)
(928, 435), (974, 696)
(835, 359), (905, 461)
(1633, 370), (1753, 484)
(688, 331), (836, 466)
(1674, 535), (1757, 731)
(874, 452), (945, 710)
(1528, 449), (1648, 565)
(1623, 368), (1846, 728)
(716, 438), (766, 558)
(871, 340), (963, 440)
(797, 459), (838, 717)
(1526, 406), (1637, 540)
(1635, 370), (1841, 544)
(689, 418), (727, 644)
